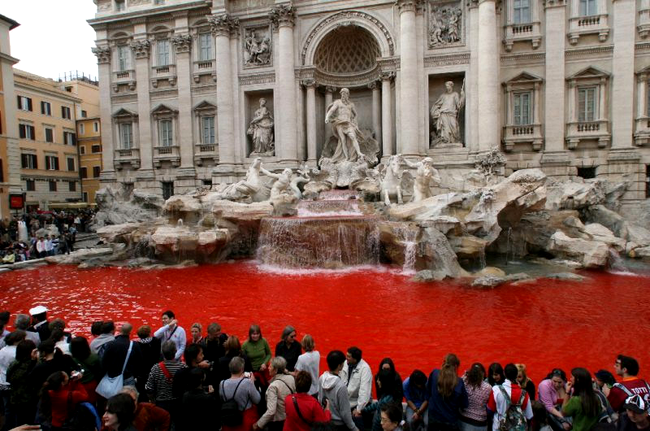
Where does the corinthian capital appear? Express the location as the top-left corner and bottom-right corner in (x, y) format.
(395, 0), (425, 13)
(269, 4), (296, 30)
(130, 40), (151, 59)
(208, 13), (240, 37)
(171, 34), (192, 54)
(92, 46), (111, 64)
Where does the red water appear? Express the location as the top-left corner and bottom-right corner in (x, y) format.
(1, 261), (649, 384)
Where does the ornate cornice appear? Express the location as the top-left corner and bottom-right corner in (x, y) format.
(396, 0), (425, 14)
(269, 4), (296, 30)
(238, 72), (276, 86)
(380, 70), (396, 81)
(130, 40), (151, 59)
(543, 0), (566, 8)
(92, 46), (112, 64)
(208, 13), (240, 37)
(500, 52), (545, 65)
(171, 34), (192, 53)
(423, 52), (470, 68)
(566, 45), (613, 60)
(302, 78), (316, 88)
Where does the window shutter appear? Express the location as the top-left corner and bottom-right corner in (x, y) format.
(17, 95), (21, 109)
(514, 95), (521, 125)
(27, 98), (32, 111)
(19, 124), (26, 139)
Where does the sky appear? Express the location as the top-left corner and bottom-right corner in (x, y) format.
(2, 0), (98, 81)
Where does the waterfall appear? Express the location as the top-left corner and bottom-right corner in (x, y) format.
(18, 221), (29, 243)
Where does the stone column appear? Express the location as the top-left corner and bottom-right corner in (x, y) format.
(303, 79), (317, 164)
(638, 75), (647, 120)
(209, 14), (238, 169)
(397, 0), (420, 156)
(467, 0), (479, 152)
(599, 77), (608, 122)
(92, 46), (116, 181)
(381, 72), (394, 158)
(477, 0), (499, 152)
(270, 5), (298, 164)
(534, 83), (541, 124)
(543, 0), (567, 153)
(130, 39), (154, 174)
(611, 0), (635, 149)
(171, 34), (195, 173)
(370, 81), (382, 147)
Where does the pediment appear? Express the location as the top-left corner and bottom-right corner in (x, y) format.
(151, 103), (178, 115)
(504, 71), (543, 84)
(112, 108), (138, 119)
(193, 100), (217, 111)
(567, 66), (610, 80)
(637, 65), (650, 75)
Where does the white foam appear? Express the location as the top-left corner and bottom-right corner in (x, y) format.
(255, 262), (400, 277)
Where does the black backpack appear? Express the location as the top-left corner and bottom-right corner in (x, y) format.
(221, 378), (246, 427)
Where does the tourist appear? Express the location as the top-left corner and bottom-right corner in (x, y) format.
(178, 368), (218, 431)
(120, 385), (171, 431)
(103, 392), (138, 431)
(189, 322), (203, 345)
(561, 368), (603, 431)
(358, 369), (401, 431)
(608, 355), (650, 413)
(594, 370), (616, 393)
(319, 350), (358, 431)
(69, 336), (103, 405)
(284, 370), (331, 431)
(102, 323), (143, 388)
(254, 356), (296, 431)
(426, 353), (469, 430)
(294, 334), (320, 396)
(487, 363), (504, 387)
(153, 311), (186, 361)
(532, 401), (553, 431)
(339, 346), (373, 419)
(218, 336), (253, 385)
(90, 320), (103, 340)
(375, 358), (404, 401)
(459, 363), (491, 431)
(0, 331), (26, 428)
(135, 325), (161, 400)
(203, 322), (228, 365)
(242, 324), (272, 386)
(538, 369), (570, 431)
(13, 315), (39, 347)
(404, 369), (429, 431)
(220, 356), (261, 431)
(380, 402), (406, 431)
(38, 371), (88, 428)
(28, 339), (80, 393)
(145, 341), (186, 417)
(6, 340), (37, 427)
(617, 395), (650, 431)
(516, 364), (536, 400)
(49, 329), (70, 355)
(275, 325), (302, 373)
(90, 320), (116, 357)
(27, 305), (50, 342)
(487, 363), (533, 431)
(172, 343), (211, 399)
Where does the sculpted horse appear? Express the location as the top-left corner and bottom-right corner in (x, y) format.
(380, 155), (405, 205)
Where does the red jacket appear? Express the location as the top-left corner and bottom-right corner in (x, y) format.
(49, 382), (89, 427)
(284, 393), (331, 431)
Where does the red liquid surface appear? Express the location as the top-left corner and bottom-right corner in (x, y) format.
(1, 261), (649, 383)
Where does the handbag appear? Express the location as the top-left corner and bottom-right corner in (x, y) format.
(96, 341), (133, 399)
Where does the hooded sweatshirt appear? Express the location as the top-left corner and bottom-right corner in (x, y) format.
(319, 371), (355, 431)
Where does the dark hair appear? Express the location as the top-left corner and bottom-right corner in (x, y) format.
(327, 350), (346, 371)
(618, 355), (640, 376)
(161, 341), (177, 360)
(594, 370), (616, 386)
(49, 329), (65, 343)
(248, 324), (262, 341)
(15, 339), (36, 362)
(101, 321), (115, 335)
(162, 310), (175, 319)
(70, 337), (91, 361)
(410, 370), (427, 388)
(295, 370), (312, 393)
(91, 321), (103, 336)
(184, 343), (202, 366)
(347, 347), (362, 362)
(38, 339), (56, 355)
(378, 358), (396, 373)
(4, 330), (26, 346)
(438, 353), (460, 398)
(49, 318), (66, 332)
(571, 368), (600, 418)
(188, 367), (204, 389)
(546, 368), (567, 382)
(504, 363), (519, 382)
(380, 402), (404, 424)
(106, 393), (136, 430)
(376, 369), (398, 399)
(40, 371), (67, 423)
(137, 325), (151, 339)
(224, 335), (242, 355)
(531, 400), (548, 431)
(0, 311), (10, 324)
(488, 363), (505, 386)
(466, 363), (486, 389)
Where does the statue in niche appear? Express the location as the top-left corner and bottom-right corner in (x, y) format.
(324, 88), (367, 163)
(248, 98), (275, 156)
(403, 156), (441, 202)
(430, 79), (465, 147)
(429, 5), (463, 47)
(244, 29), (271, 66)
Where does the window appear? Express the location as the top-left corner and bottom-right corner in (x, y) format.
(49, 180), (57, 192)
(577, 167), (596, 179)
(92, 144), (102, 153)
(154, 0), (164, 4)
(157, 40), (170, 66)
(513, 0), (531, 23)
(578, 87), (597, 122)
(0, 159), (3, 182)
(21, 154), (38, 169)
(162, 181), (174, 200)
(115, 0), (125, 11)
(79, 123), (85, 135)
(61, 106), (72, 119)
(201, 116), (215, 144)
(513, 92), (532, 125)
(17, 96), (32, 111)
(198, 33), (213, 61)
(117, 45), (130, 71)
(119, 123), (133, 149)
(93, 166), (101, 178)
(579, 0), (598, 16)
(83, 192), (88, 203)
(69, 181), (77, 192)
(63, 131), (76, 145)
(19, 124), (35, 140)
(41, 101), (52, 115)
(81, 167), (88, 179)
(26, 179), (35, 191)
(81, 110), (87, 118)
(80, 146), (86, 155)
(45, 155), (59, 170)
(67, 157), (75, 172)
(159, 120), (173, 146)
(203, 179), (212, 187)
(45, 127), (54, 143)
(94, 122), (99, 132)
(646, 165), (650, 198)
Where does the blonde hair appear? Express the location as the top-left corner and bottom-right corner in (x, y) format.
(301, 334), (314, 352)
(516, 363), (530, 386)
(191, 322), (202, 332)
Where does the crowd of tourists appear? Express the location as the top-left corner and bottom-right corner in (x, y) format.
(0, 306), (647, 431)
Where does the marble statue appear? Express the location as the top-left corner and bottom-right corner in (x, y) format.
(380, 155), (407, 206)
(430, 79), (465, 147)
(403, 156), (441, 202)
(215, 157), (272, 202)
(324, 88), (367, 163)
(266, 168), (298, 205)
(248, 98), (274, 156)
(244, 30), (271, 66)
(429, 5), (463, 47)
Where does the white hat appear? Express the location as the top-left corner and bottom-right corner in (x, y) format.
(29, 305), (48, 315)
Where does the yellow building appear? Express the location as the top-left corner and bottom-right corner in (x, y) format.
(0, 14), (22, 219)
(15, 70), (82, 210)
(77, 116), (102, 204)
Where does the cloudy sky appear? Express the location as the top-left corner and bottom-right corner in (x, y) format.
(3, 0), (98, 81)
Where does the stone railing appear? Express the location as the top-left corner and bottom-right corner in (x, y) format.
(111, 69), (136, 92)
(114, 148), (140, 170)
(502, 123), (543, 152)
(193, 60), (216, 83)
(634, 116), (650, 146)
(566, 119), (610, 149)
(568, 13), (609, 44)
(194, 143), (219, 166)
(151, 64), (177, 88)
(153, 145), (181, 167)
(503, 21), (542, 51)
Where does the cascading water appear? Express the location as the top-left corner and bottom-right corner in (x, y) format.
(390, 224), (419, 274)
(17, 221), (29, 243)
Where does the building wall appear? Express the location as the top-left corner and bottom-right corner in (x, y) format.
(78, 117), (103, 204)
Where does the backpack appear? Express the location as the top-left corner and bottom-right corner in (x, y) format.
(63, 402), (102, 431)
(220, 378), (246, 427)
(497, 385), (528, 431)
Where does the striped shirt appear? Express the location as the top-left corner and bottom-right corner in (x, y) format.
(145, 360), (186, 402)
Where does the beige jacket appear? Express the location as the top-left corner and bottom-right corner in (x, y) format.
(257, 373), (296, 428)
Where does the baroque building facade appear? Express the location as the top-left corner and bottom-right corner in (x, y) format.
(90, 0), (650, 207)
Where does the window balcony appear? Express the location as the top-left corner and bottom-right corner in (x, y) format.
(568, 14), (610, 44)
(502, 124), (543, 152)
(151, 64), (177, 88)
(193, 60), (216, 83)
(153, 145), (180, 167)
(112, 69), (136, 92)
(194, 143), (219, 166)
(114, 148), (140, 170)
(634, 117), (650, 146)
(566, 120), (610, 149)
(503, 21), (542, 51)
(639, 4), (650, 38)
